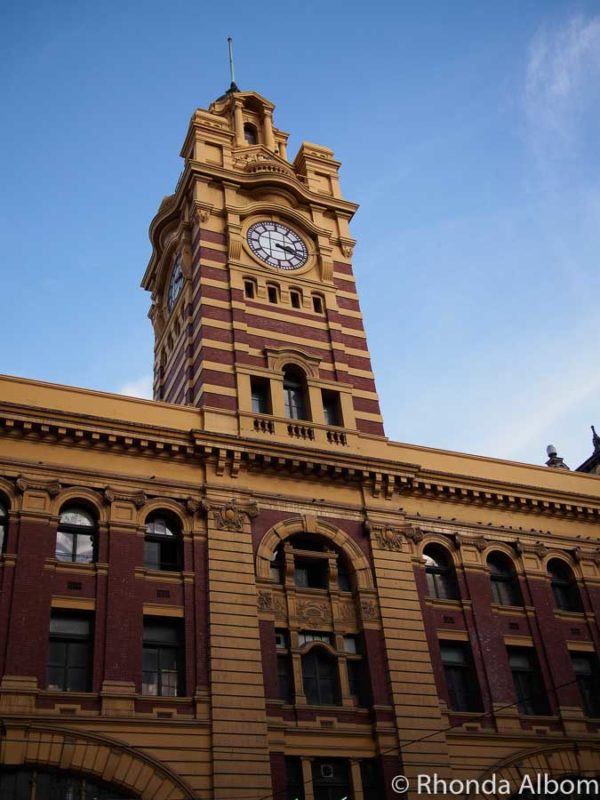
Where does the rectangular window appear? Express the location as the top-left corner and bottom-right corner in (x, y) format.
(268, 285), (278, 304)
(440, 642), (482, 712)
(285, 757), (305, 800)
(312, 295), (324, 314)
(312, 759), (350, 800)
(55, 531), (94, 563)
(244, 279), (255, 299)
(290, 289), (302, 309)
(321, 390), (342, 426)
(250, 376), (271, 414)
(508, 647), (550, 715)
(361, 758), (384, 800)
(571, 652), (600, 717)
(294, 558), (328, 589)
(142, 618), (184, 697)
(46, 613), (92, 692)
(277, 654), (294, 703)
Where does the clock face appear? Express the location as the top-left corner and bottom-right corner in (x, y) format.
(247, 221), (308, 270)
(167, 258), (184, 312)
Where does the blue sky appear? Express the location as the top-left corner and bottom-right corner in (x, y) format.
(1, 0), (599, 469)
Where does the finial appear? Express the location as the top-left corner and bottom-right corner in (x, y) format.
(592, 425), (600, 452)
(226, 37), (239, 93)
(545, 444), (570, 470)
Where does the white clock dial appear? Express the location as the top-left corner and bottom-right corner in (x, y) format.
(167, 258), (184, 312)
(247, 221), (308, 270)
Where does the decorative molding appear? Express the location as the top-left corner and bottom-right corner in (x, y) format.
(359, 599), (379, 621)
(186, 497), (207, 515)
(15, 476), (61, 496)
(257, 590), (272, 612)
(194, 201), (213, 224)
(210, 498), (259, 531)
(103, 487), (147, 509)
(263, 347), (321, 379)
(404, 525), (424, 544)
(366, 521), (404, 552)
(297, 598), (331, 625)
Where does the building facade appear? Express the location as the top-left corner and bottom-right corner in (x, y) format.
(0, 88), (599, 800)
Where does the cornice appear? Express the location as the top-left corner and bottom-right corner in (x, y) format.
(1, 403), (599, 522)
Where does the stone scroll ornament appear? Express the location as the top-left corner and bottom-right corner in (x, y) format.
(210, 498), (259, 531)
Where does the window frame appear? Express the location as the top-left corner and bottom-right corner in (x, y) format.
(571, 652), (600, 717)
(508, 647), (551, 716)
(46, 611), (93, 693)
(55, 505), (96, 564)
(548, 559), (582, 612)
(440, 641), (482, 712)
(0, 499), (7, 554)
(488, 553), (522, 606)
(301, 646), (341, 706)
(423, 544), (459, 600)
(283, 367), (309, 421)
(142, 618), (184, 697)
(144, 512), (182, 572)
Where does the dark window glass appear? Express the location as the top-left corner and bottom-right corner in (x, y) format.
(244, 279), (255, 299)
(0, 500), (7, 554)
(56, 506), (96, 563)
(337, 556), (351, 591)
(277, 654), (294, 703)
(549, 560), (582, 612)
(283, 368), (308, 420)
(508, 647), (550, 715)
(244, 123), (258, 145)
(488, 553), (522, 606)
(571, 653), (600, 717)
(302, 648), (340, 706)
(251, 376), (271, 414)
(268, 285), (278, 304)
(361, 758), (384, 800)
(290, 290), (302, 309)
(347, 658), (368, 706)
(144, 513), (181, 571)
(424, 545), (459, 600)
(285, 757), (305, 800)
(322, 390), (342, 426)
(312, 759), (350, 800)
(294, 558), (328, 589)
(0, 768), (136, 799)
(271, 546), (285, 583)
(312, 295), (324, 314)
(142, 618), (184, 696)
(46, 612), (92, 692)
(440, 643), (482, 711)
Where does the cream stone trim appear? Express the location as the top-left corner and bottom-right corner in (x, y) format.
(503, 634), (534, 646)
(143, 603), (184, 617)
(51, 597), (96, 611)
(437, 630), (469, 641)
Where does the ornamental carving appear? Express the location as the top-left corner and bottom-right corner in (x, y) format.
(186, 497), (208, 515)
(404, 526), (424, 544)
(337, 600), (357, 624)
(257, 591), (272, 612)
(211, 498), (259, 531)
(472, 535), (489, 552)
(15, 476), (61, 496)
(104, 487), (146, 509)
(533, 542), (549, 558)
(370, 524), (403, 552)
(297, 599), (331, 625)
(360, 599), (379, 621)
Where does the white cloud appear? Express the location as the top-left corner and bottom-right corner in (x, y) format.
(525, 14), (600, 145)
(117, 375), (153, 399)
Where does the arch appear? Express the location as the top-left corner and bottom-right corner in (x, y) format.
(0, 723), (196, 800)
(547, 557), (582, 612)
(487, 550), (523, 606)
(264, 346), (321, 379)
(0, 477), (19, 510)
(468, 743), (600, 799)
(138, 498), (189, 534)
(422, 542), (459, 600)
(143, 508), (183, 571)
(256, 516), (375, 590)
(51, 488), (106, 525)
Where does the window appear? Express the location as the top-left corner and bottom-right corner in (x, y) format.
(251, 376), (271, 414)
(285, 757), (305, 800)
(440, 643), (482, 711)
(144, 512), (182, 571)
(361, 759), (384, 800)
(298, 631), (333, 647)
(0, 499), (7, 553)
(337, 556), (351, 591)
(312, 295), (324, 314)
(0, 768), (136, 799)
(548, 559), (582, 612)
(283, 367), (308, 420)
(571, 653), (600, 717)
(55, 506), (96, 563)
(244, 123), (258, 145)
(488, 553), (522, 606)
(424, 544), (459, 600)
(312, 760), (350, 800)
(302, 647), (340, 705)
(295, 558), (328, 589)
(508, 647), (550, 715)
(142, 618), (184, 696)
(290, 289), (302, 309)
(322, 390), (342, 426)
(277, 653), (294, 704)
(271, 546), (285, 583)
(244, 279), (256, 299)
(46, 612), (92, 692)
(268, 284), (279, 304)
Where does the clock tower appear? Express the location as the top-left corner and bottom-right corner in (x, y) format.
(142, 88), (385, 445)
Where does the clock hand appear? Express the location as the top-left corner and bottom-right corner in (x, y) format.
(275, 243), (300, 256)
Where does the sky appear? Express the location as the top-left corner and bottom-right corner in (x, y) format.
(1, 0), (599, 470)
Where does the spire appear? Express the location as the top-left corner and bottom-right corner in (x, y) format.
(226, 37), (239, 94)
(592, 424), (600, 453)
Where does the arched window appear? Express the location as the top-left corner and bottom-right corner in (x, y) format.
(423, 544), (459, 600)
(244, 123), (258, 144)
(0, 499), (7, 554)
(302, 646), (341, 705)
(283, 366), (308, 420)
(144, 512), (182, 571)
(548, 559), (582, 612)
(487, 552), (522, 606)
(56, 506), (96, 563)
